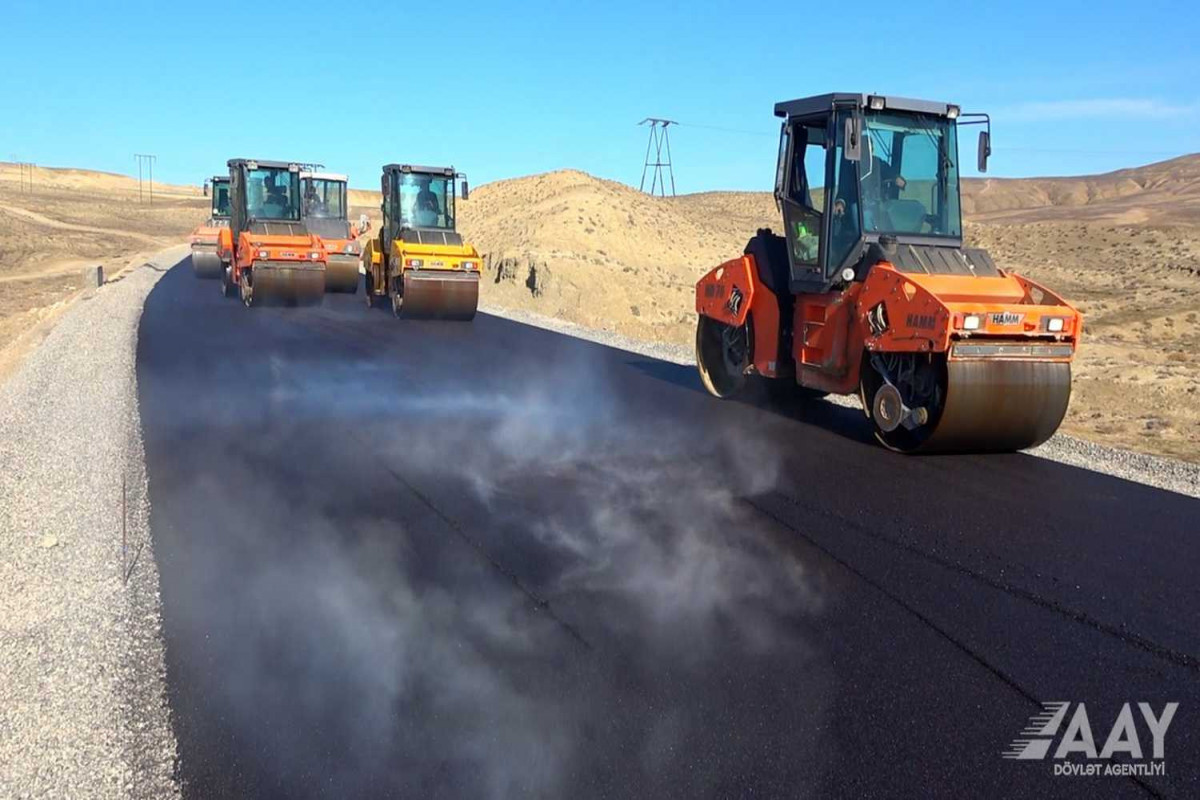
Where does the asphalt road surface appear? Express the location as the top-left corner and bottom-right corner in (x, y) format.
(138, 256), (1199, 798)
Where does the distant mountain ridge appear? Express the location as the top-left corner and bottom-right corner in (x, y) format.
(961, 153), (1200, 224)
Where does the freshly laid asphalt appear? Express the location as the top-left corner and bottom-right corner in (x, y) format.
(138, 256), (1199, 798)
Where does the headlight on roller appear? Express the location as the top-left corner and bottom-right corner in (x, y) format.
(962, 314), (981, 331)
(257, 249), (269, 259)
(407, 259), (422, 268)
(1046, 317), (1065, 333)
(461, 261), (477, 271)
(310, 251), (321, 260)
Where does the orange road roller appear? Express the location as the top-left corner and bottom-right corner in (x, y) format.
(301, 169), (368, 293)
(189, 176), (230, 278)
(362, 164), (480, 320)
(695, 93), (1081, 453)
(216, 159), (327, 307)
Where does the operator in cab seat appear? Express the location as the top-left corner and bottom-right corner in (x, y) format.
(835, 154), (926, 234)
(262, 177), (290, 219)
(415, 177), (440, 227)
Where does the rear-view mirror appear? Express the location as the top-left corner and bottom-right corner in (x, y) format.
(460, 180), (470, 200)
(978, 131), (991, 173)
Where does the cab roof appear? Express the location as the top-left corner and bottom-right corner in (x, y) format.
(210, 175), (229, 184)
(300, 171), (348, 183)
(227, 159), (301, 170)
(383, 164), (455, 177)
(774, 93), (957, 120)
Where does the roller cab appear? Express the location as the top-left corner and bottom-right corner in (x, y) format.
(362, 164), (480, 320)
(695, 93), (1081, 453)
(222, 159), (327, 307)
(189, 176), (230, 278)
(301, 170), (367, 294)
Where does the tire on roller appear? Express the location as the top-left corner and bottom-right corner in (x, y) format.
(396, 271), (478, 320)
(324, 255), (360, 294)
(696, 315), (749, 399)
(873, 359), (1072, 454)
(191, 250), (222, 279)
(219, 265), (236, 298)
(364, 271), (379, 308)
(247, 262), (326, 306)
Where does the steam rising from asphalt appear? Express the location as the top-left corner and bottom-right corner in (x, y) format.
(151, 342), (830, 797)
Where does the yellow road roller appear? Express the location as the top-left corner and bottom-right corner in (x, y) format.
(362, 164), (480, 319)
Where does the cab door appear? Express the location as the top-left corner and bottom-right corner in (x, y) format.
(777, 117), (832, 291)
(380, 172), (394, 255)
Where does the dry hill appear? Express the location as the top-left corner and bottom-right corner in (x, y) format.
(461, 171), (779, 342)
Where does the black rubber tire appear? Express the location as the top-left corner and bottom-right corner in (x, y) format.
(240, 271), (256, 308)
(364, 271), (379, 308)
(219, 265), (235, 298)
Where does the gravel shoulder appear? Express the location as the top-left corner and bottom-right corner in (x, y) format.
(479, 300), (1200, 500)
(0, 246), (185, 799)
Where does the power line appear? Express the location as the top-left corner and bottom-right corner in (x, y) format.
(638, 118), (677, 197)
(674, 121), (776, 138)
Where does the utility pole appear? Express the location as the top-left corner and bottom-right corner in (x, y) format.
(134, 153), (157, 204)
(10, 160), (34, 193)
(638, 118), (677, 197)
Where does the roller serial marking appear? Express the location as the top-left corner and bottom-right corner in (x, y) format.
(906, 313), (936, 330)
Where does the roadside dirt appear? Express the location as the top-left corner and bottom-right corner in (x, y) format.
(0, 164), (206, 383)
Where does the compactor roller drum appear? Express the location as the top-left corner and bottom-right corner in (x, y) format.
(240, 262), (326, 307)
(859, 354), (1072, 453)
(397, 271), (479, 320)
(363, 163), (481, 320)
(694, 92), (1082, 454)
(324, 258), (361, 293)
(696, 316), (749, 399)
(191, 250), (223, 279)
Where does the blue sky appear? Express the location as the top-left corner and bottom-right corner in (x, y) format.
(1, 0), (1196, 192)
